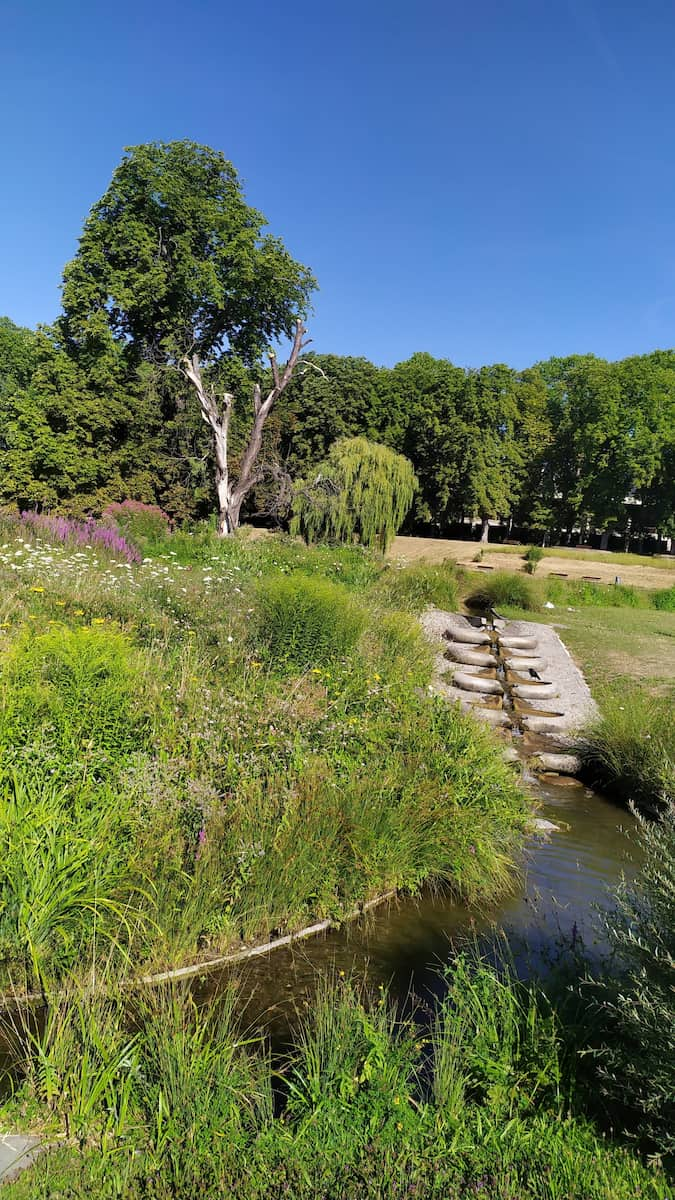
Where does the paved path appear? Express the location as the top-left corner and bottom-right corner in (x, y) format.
(0, 1133), (43, 1184)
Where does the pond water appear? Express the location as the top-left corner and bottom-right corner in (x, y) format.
(194, 773), (640, 1036)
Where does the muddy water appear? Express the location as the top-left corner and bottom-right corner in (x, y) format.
(195, 776), (640, 1034)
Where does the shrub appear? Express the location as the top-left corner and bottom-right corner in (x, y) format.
(576, 687), (674, 812)
(466, 571), (541, 612)
(652, 585), (675, 611)
(374, 561), (459, 612)
(587, 807), (675, 1159)
(5, 964), (670, 1199)
(252, 573), (365, 668)
(569, 581), (643, 607)
(102, 499), (172, 545)
(0, 775), (139, 989)
(0, 625), (150, 778)
(524, 545), (544, 574)
(361, 611), (433, 688)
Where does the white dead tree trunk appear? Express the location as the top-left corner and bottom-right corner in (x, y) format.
(181, 320), (311, 536)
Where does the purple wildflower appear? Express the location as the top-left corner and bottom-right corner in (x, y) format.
(20, 511), (141, 564)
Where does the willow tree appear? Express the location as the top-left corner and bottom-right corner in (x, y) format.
(292, 437), (417, 551)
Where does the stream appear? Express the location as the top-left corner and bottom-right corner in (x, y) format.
(194, 773), (640, 1035)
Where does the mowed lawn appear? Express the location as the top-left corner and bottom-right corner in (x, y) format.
(389, 535), (675, 589)
(519, 606), (675, 696)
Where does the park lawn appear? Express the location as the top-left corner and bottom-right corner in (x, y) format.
(505, 604), (675, 696)
(389, 535), (675, 589)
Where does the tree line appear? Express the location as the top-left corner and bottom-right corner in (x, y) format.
(1, 140), (674, 548)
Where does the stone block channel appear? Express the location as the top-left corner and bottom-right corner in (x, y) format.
(420, 609), (598, 771)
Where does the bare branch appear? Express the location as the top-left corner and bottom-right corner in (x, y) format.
(268, 349), (281, 392)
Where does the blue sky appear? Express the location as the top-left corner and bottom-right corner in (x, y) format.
(2, 0), (674, 367)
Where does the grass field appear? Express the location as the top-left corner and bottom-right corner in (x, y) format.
(522, 606), (675, 696)
(389, 536), (675, 589)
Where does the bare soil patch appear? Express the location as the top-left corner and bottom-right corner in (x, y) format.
(389, 536), (675, 590)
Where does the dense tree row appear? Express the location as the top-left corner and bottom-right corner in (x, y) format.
(1, 314), (674, 546)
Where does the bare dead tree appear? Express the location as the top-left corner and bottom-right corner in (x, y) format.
(181, 320), (311, 536)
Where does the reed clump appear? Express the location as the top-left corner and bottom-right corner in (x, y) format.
(2, 960), (669, 1198)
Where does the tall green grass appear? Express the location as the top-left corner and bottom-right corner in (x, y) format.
(544, 578), (645, 608)
(466, 570), (541, 611)
(0, 775), (147, 991)
(252, 573), (366, 668)
(373, 561), (460, 612)
(2, 961), (670, 1199)
(586, 807), (675, 1161)
(0, 626), (150, 781)
(652, 584), (675, 611)
(576, 688), (674, 811)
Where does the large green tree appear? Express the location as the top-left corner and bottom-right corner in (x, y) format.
(61, 140), (316, 533)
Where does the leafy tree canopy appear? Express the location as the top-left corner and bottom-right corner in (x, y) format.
(61, 140), (316, 367)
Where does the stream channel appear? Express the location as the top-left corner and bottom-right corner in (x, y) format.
(192, 768), (640, 1038)
(0, 768), (640, 1097)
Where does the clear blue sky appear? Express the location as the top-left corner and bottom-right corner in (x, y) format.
(2, 0), (674, 367)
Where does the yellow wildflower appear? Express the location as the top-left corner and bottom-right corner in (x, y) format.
(55, 601), (66, 607)
(74, 609), (84, 616)
(30, 586), (45, 593)
(92, 618), (106, 625)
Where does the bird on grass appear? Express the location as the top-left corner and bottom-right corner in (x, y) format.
(528, 668), (541, 680)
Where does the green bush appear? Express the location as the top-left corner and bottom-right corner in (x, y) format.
(576, 687), (674, 812)
(102, 499), (172, 545)
(362, 610), (433, 687)
(0, 775), (140, 989)
(588, 807), (675, 1160)
(466, 571), (541, 612)
(0, 625), (150, 778)
(652, 585), (675, 611)
(524, 545), (544, 574)
(252, 573), (365, 669)
(374, 561), (459, 612)
(5, 963), (670, 1199)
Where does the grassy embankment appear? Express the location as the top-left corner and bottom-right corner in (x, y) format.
(0, 520), (526, 997)
(0, 520), (672, 1196)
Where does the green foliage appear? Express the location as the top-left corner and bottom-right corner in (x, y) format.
(0, 625), (149, 779)
(3, 964), (670, 1199)
(542, 577), (647, 608)
(577, 687), (674, 811)
(252, 573), (366, 668)
(524, 544), (545, 574)
(292, 437), (417, 551)
(466, 570), (541, 611)
(374, 561), (460, 612)
(652, 585), (675, 611)
(361, 611), (434, 688)
(588, 808), (675, 1159)
(102, 500), (172, 545)
(0, 775), (140, 989)
(61, 140), (315, 368)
